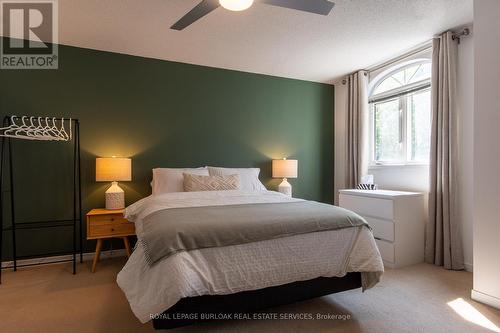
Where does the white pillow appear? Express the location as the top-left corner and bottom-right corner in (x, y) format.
(207, 167), (267, 192)
(152, 167), (208, 195)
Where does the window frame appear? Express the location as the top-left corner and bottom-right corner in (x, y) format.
(369, 60), (432, 166)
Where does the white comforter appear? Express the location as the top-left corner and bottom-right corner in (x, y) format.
(117, 190), (384, 324)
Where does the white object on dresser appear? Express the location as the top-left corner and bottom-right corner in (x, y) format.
(339, 189), (425, 268)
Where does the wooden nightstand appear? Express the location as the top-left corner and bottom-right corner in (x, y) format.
(86, 208), (135, 273)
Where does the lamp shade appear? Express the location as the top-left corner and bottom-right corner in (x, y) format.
(96, 157), (132, 182)
(272, 159), (298, 179)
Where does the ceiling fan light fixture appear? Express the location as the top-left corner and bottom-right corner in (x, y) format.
(219, 0), (254, 11)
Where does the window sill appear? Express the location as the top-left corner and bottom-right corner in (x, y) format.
(368, 163), (429, 170)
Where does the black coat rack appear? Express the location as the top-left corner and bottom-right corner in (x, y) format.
(0, 115), (83, 283)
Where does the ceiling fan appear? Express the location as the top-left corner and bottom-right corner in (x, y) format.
(171, 0), (335, 30)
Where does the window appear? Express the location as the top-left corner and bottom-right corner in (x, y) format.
(369, 60), (431, 165)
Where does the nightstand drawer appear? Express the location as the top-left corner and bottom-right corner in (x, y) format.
(90, 214), (129, 225)
(87, 213), (135, 239)
(339, 194), (394, 220)
(88, 221), (134, 238)
(365, 216), (394, 242)
(375, 238), (395, 263)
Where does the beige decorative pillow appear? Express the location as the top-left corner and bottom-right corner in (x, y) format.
(183, 173), (241, 192)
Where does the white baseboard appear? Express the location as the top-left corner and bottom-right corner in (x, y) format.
(464, 262), (473, 272)
(1, 249), (127, 269)
(471, 289), (500, 310)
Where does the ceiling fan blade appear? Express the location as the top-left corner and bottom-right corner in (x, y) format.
(170, 0), (220, 30)
(259, 0), (335, 15)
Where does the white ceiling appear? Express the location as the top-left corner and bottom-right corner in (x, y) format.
(32, 0), (475, 83)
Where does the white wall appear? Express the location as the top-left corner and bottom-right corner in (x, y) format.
(368, 166), (429, 192)
(472, 0), (500, 309)
(334, 34), (475, 271)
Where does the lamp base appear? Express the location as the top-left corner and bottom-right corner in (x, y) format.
(278, 178), (292, 197)
(105, 181), (125, 210)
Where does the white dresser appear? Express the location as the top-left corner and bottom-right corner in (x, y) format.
(339, 189), (425, 268)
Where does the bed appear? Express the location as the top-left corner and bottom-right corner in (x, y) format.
(117, 188), (384, 329)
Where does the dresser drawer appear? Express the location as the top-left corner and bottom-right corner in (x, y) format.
(90, 214), (129, 225)
(87, 215), (135, 239)
(365, 216), (394, 242)
(375, 239), (395, 263)
(339, 194), (394, 220)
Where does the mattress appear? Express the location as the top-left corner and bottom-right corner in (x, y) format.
(117, 190), (384, 323)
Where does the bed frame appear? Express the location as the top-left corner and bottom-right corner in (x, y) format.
(152, 272), (362, 329)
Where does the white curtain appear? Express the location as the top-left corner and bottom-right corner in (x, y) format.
(346, 71), (369, 188)
(425, 31), (464, 270)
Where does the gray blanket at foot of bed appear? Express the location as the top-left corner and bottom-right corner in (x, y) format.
(141, 201), (370, 265)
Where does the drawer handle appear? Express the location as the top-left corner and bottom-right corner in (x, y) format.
(111, 218), (115, 221)
(111, 228), (115, 232)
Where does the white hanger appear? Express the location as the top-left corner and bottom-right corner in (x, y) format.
(50, 117), (61, 140)
(69, 118), (72, 141)
(59, 118), (69, 141)
(4, 116), (21, 136)
(41, 117), (52, 139)
(0, 115), (17, 133)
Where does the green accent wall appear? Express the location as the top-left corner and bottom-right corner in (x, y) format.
(0, 40), (334, 259)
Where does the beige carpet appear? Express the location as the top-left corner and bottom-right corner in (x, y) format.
(1, 258), (499, 333)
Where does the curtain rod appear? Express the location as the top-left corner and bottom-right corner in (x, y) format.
(452, 27), (471, 44)
(337, 25), (472, 86)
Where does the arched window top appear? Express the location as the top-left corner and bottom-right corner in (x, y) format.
(371, 60), (431, 97)
(368, 58), (432, 165)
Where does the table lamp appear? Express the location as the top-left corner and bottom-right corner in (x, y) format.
(272, 158), (298, 197)
(96, 157), (132, 210)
